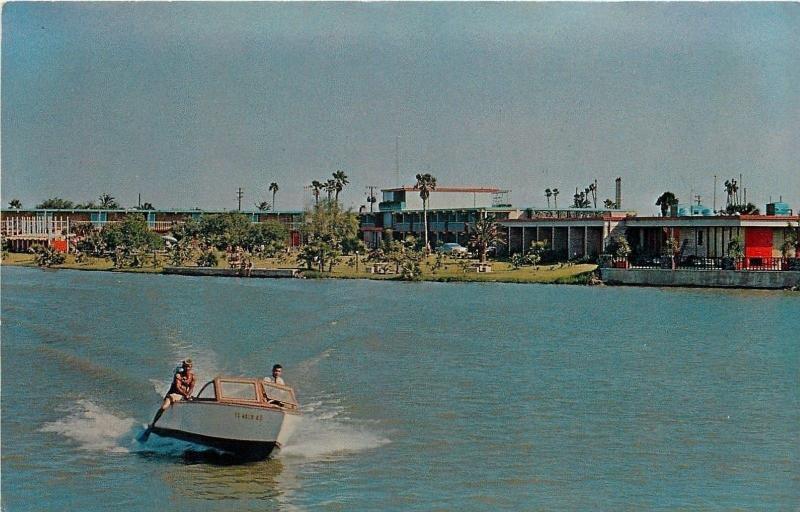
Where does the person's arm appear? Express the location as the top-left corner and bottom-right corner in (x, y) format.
(184, 373), (196, 398)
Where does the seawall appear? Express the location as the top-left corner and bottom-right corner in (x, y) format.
(162, 267), (301, 278)
(600, 268), (800, 289)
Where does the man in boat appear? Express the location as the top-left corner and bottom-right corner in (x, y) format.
(150, 359), (196, 426)
(264, 364), (285, 385)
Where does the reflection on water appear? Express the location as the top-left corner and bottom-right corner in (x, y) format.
(165, 456), (288, 502)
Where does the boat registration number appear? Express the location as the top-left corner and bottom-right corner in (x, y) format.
(234, 411), (263, 421)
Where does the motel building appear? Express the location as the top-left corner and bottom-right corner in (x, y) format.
(360, 186), (518, 248)
(496, 207), (635, 260)
(0, 208), (304, 252)
(623, 206), (799, 269)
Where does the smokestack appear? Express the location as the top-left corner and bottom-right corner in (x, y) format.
(615, 177), (622, 209)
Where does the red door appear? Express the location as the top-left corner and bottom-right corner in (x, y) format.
(744, 228), (773, 259)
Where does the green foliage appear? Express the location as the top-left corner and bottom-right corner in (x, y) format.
(102, 215), (164, 267)
(526, 240), (548, 268)
(36, 197), (75, 209)
(72, 223), (105, 256)
(721, 203), (760, 215)
(248, 220), (287, 248)
(299, 201), (359, 271)
(29, 244), (66, 267)
(607, 235), (631, 259)
(727, 237), (744, 258)
(468, 215), (506, 262)
(782, 222), (799, 258)
(9, 199), (22, 209)
(98, 193), (119, 209)
(169, 239), (194, 266)
(510, 253), (524, 269)
(341, 236), (366, 255)
(196, 249), (218, 267)
(655, 192), (678, 217)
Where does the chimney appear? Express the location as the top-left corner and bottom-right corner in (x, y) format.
(615, 177), (622, 209)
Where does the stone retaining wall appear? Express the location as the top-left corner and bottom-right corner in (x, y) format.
(163, 267), (301, 278)
(600, 268), (800, 289)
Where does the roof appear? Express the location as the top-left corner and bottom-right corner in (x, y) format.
(382, 186), (502, 193)
(0, 208), (304, 215)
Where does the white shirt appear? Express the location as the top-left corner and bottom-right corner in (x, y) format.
(264, 376), (285, 385)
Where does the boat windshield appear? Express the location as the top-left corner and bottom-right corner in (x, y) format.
(219, 380), (259, 402)
(263, 382), (298, 408)
(196, 381), (216, 400)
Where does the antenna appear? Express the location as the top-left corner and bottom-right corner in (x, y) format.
(713, 175), (717, 213)
(395, 136), (400, 187)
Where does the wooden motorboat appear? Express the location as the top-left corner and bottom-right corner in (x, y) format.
(148, 376), (300, 459)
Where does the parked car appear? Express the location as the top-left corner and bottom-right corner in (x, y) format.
(437, 243), (468, 256)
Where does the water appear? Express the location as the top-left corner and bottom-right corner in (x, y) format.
(2, 266), (798, 510)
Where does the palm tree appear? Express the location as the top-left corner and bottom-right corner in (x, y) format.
(269, 182), (279, 210)
(9, 199), (21, 209)
(255, 201), (271, 212)
(99, 193), (119, 209)
(311, 180), (324, 205)
(332, 170), (349, 203)
(325, 179), (337, 202)
(655, 191), (678, 217)
(545, 189), (552, 208)
(468, 215), (506, 263)
(414, 173), (437, 253)
(552, 188), (559, 209)
(588, 181), (598, 208)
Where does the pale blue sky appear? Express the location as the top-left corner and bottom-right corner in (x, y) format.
(2, 2), (798, 214)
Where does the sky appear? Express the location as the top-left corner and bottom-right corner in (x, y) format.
(2, 2), (799, 215)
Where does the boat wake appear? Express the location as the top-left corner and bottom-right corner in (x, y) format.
(280, 396), (390, 460)
(40, 400), (137, 454)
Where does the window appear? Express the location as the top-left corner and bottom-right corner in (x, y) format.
(219, 381), (258, 401)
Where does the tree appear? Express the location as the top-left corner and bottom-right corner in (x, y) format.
(299, 200), (359, 271)
(545, 189), (552, 208)
(98, 193), (119, 209)
(102, 214), (164, 267)
(311, 180), (324, 205)
(325, 179), (337, 202)
(140, 202), (155, 210)
(572, 188), (591, 208)
(655, 192), (678, 217)
(724, 179), (739, 207)
(414, 173), (437, 253)
(587, 181), (598, 208)
(36, 197), (75, 209)
(255, 201), (271, 212)
(552, 188), (559, 209)
(29, 244), (66, 267)
(269, 182), (279, 210)
(75, 201), (98, 209)
(727, 237), (744, 258)
(467, 215), (506, 263)
(332, 170), (348, 203)
(603, 199), (616, 209)
(168, 239), (194, 266)
(782, 222), (799, 258)
(721, 202), (760, 215)
(9, 199), (22, 209)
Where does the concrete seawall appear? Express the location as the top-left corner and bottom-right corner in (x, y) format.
(163, 267), (301, 278)
(601, 268), (800, 289)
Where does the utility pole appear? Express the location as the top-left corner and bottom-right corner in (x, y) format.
(713, 175), (717, 213)
(365, 186), (377, 213)
(395, 136), (400, 187)
(237, 187), (244, 211)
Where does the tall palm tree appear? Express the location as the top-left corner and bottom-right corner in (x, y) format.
(98, 193), (119, 209)
(325, 179), (337, 202)
(414, 173), (437, 253)
(655, 191), (678, 217)
(332, 170), (349, 203)
(545, 189), (552, 208)
(311, 180), (324, 205)
(552, 188), (559, 209)
(9, 199), (22, 209)
(269, 182), (279, 210)
(468, 215), (506, 263)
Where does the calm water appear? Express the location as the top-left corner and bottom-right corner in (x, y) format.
(1, 266), (798, 510)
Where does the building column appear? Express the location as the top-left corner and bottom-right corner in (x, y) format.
(507, 226), (511, 255)
(521, 226), (526, 253)
(567, 226), (571, 259)
(584, 226), (588, 257)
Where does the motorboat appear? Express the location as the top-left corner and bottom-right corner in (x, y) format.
(147, 376), (301, 459)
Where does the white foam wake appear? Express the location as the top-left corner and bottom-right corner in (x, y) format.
(280, 396), (390, 459)
(40, 400), (137, 453)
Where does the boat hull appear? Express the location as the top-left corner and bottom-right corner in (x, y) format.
(153, 400), (299, 459)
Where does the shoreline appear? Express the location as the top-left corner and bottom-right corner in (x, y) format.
(0, 255), (597, 285)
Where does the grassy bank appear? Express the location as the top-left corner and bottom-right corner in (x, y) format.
(2, 252), (597, 285)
